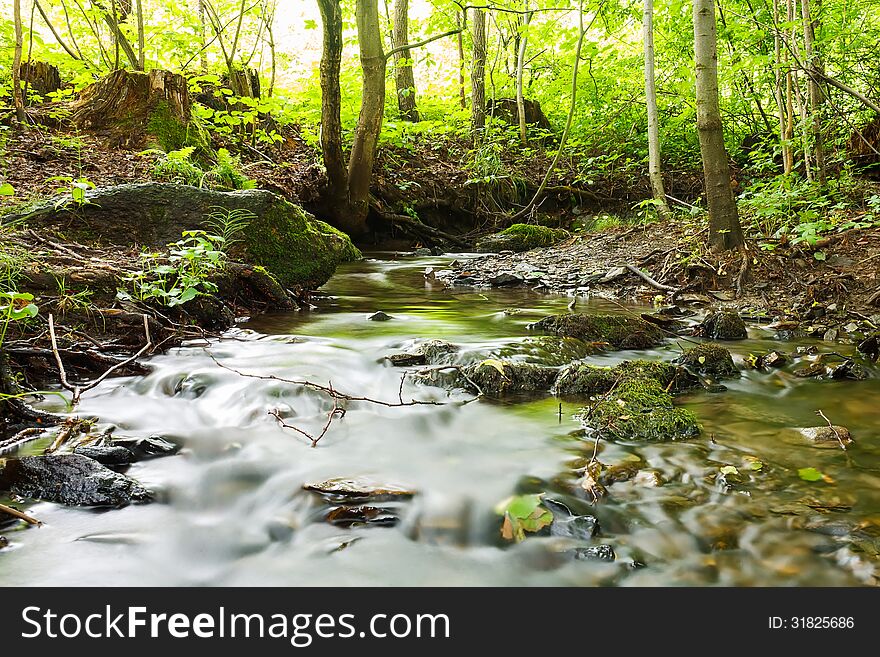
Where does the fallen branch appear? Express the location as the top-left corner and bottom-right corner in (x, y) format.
(373, 205), (471, 250)
(816, 409), (847, 451)
(623, 264), (677, 293)
(0, 502), (42, 526)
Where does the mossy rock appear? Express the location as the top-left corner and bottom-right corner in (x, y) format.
(553, 359), (698, 397)
(530, 313), (664, 350)
(582, 377), (700, 442)
(676, 343), (739, 379)
(699, 311), (747, 340)
(462, 361), (559, 397)
(475, 224), (569, 253)
(6, 183), (360, 289)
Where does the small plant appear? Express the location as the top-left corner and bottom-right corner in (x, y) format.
(0, 290), (38, 346)
(204, 148), (256, 191)
(52, 275), (94, 315)
(118, 230), (225, 308)
(147, 146), (204, 186)
(46, 175), (96, 209)
(205, 206), (254, 249)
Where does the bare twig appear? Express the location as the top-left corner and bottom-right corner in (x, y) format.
(49, 313), (152, 405)
(816, 409), (847, 451)
(623, 264), (678, 293)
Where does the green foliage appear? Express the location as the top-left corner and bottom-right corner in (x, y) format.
(46, 175), (96, 208)
(798, 467), (825, 482)
(205, 206), (255, 249)
(0, 290), (38, 346)
(147, 147), (255, 191)
(118, 230), (224, 308)
(494, 493), (553, 542)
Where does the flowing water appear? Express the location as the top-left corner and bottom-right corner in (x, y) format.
(2, 254), (879, 586)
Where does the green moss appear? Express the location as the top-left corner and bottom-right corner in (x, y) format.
(699, 311), (747, 340)
(475, 223), (569, 253)
(531, 313), (664, 349)
(553, 359), (698, 397)
(462, 361), (559, 397)
(584, 377), (700, 442)
(242, 201), (361, 288)
(553, 364), (616, 396)
(676, 343), (739, 378)
(146, 101), (211, 157)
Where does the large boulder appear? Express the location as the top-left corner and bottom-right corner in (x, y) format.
(7, 183), (361, 288)
(0, 454), (152, 507)
(530, 313), (664, 350)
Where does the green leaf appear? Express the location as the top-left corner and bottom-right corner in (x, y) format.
(720, 465), (739, 476)
(798, 467), (824, 482)
(748, 460), (764, 471)
(813, 251), (827, 261)
(0, 182), (14, 196)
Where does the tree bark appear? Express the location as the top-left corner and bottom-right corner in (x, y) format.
(12, 0), (25, 122)
(693, 0), (744, 250)
(135, 0), (145, 70)
(316, 0), (348, 217)
(772, 0), (792, 175)
(457, 10), (466, 109)
(391, 0), (419, 121)
(515, 6), (532, 144)
(198, 0), (209, 73)
(346, 0), (387, 234)
(470, 8), (487, 133)
(800, 0), (826, 184)
(643, 0), (671, 217)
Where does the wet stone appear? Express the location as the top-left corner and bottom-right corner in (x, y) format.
(0, 535), (7, 549)
(325, 505), (400, 527)
(386, 340), (459, 367)
(303, 477), (416, 502)
(489, 272), (523, 287)
(698, 310), (747, 340)
(462, 361), (559, 397)
(0, 454), (152, 507)
(572, 544), (616, 562)
(72, 445), (135, 466)
(111, 435), (180, 460)
(530, 313), (664, 350)
(798, 425), (853, 447)
(829, 360), (868, 380)
(368, 311), (393, 321)
(676, 343), (738, 379)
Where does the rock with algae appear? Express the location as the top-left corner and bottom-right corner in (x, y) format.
(530, 313), (665, 350)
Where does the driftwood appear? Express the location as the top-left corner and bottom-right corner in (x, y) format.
(370, 204), (471, 250)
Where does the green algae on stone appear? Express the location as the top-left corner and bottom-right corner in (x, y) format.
(553, 359), (698, 397)
(530, 313), (664, 349)
(475, 223), (569, 253)
(462, 361), (559, 397)
(676, 342), (739, 379)
(581, 377), (700, 442)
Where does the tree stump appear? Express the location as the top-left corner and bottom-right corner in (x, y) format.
(224, 68), (261, 99)
(486, 98), (553, 134)
(71, 70), (202, 152)
(19, 61), (61, 96)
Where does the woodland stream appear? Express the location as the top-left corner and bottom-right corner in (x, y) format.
(1, 253), (879, 586)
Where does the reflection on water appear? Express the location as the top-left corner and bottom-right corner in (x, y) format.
(1, 253), (878, 586)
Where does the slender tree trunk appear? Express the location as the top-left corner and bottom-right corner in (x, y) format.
(135, 0), (145, 70)
(457, 10), (466, 108)
(316, 0), (348, 216)
(693, 0), (744, 250)
(772, 0), (792, 175)
(391, 0), (419, 121)
(198, 0), (209, 73)
(800, 0), (826, 184)
(515, 6), (532, 144)
(643, 0), (671, 217)
(346, 0), (387, 234)
(783, 0), (796, 174)
(12, 0), (25, 122)
(470, 8), (487, 133)
(263, 1), (276, 96)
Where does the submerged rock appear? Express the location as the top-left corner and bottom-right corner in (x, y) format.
(111, 435), (180, 460)
(698, 310), (747, 340)
(304, 477), (416, 502)
(530, 313), (664, 349)
(0, 535), (7, 549)
(325, 505), (400, 527)
(475, 224), (568, 253)
(572, 544), (616, 562)
(798, 425), (853, 447)
(462, 361), (559, 397)
(676, 343), (738, 379)
(0, 454), (152, 507)
(368, 311), (393, 321)
(386, 339), (459, 366)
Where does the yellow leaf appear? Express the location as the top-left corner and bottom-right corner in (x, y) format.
(479, 359), (507, 378)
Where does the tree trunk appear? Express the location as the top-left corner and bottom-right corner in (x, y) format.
(12, 0), (25, 122)
(515, 7), (532, 144)
(800, 0), (826, 184)
(346, 0), (387, 235)
(470, 8), (487, 133)
(457, 10), (466, 109)
(135, 0), (145, 70)
(316, 0), (348, 221)
(198, 0), (209, 73)
(693, 0), (744, 250)
(643, 0), (671, 217)
(772, 0), (792, 175)
(71, 70), (194, 151)
(391, 0), (419, 121)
